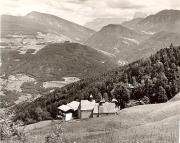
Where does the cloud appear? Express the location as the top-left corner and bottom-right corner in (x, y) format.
(107, 0), (146, 9)
(0, 0), (180, 25)
(67, 0), (89, 4)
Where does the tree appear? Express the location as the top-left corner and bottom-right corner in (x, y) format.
(35, 107), (44, 121)
(141, 96), (150, 104)
(165, 84), (172, 99)
(132, 76), (138, 86)
(112, 83), (130, 108)
(122, 73), (128, 83)
(132, 85), (144, 100)
(155, 61), (164, 73)
(103, 92), (109, 102)
(157, 86), (168, 103)
(170, 43), (173, 48)
(96, 92), (102, 102)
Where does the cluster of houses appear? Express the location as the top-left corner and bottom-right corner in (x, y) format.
(58, 95), (119, 121)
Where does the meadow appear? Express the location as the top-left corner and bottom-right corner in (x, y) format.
(2, 95), (179, 143)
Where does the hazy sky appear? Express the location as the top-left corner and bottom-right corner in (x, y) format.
(1, 0), (180, 25)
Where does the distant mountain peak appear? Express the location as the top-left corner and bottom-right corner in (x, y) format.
(84, 17), (128, 31)
(100, 24), (140, 36)
(122, 9), (180, 33)
(26, 11), (39, 15)
(156, 9), (180, 15)
(26, 11), (44, 17)
(26, 11), (61, 20)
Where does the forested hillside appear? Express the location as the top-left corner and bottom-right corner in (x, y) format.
(14, 45), (180, 124)
(1, 42), (116, 81)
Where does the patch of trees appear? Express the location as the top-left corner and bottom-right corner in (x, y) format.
(14, 45), (180, 124)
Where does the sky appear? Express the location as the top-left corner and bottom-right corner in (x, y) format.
(1, 0), (180, 25)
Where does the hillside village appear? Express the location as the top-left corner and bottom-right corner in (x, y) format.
(58, 88), (146, 121)
(58, 77), (150, 122)
(58, 95), (119, 121)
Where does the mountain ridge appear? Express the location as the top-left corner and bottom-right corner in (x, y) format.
(1, 11), (95, 43)
(86, 24), (149, 63)
(122, 9), (180, 33)
(84, 17), (128, 31)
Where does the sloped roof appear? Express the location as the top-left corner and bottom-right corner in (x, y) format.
(80, 100), (96, 111)
(58, 101), (80, 112)
(67, 101), (80, 111)
(58, 105), (72, 112)
(100, 98), (105, 103)
(112, 98), (118, 102)
(100, 102), (116, 113)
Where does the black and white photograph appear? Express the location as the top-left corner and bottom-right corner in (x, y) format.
(0, 0), (180, 142)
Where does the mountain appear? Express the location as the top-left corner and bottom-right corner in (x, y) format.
(86, 24), (148, 64)
(86, 10), (180, 64)
(0, 12), (116, 108)
(129, 31), (180, 61)
(1, 11), (95, 43)
(14, 45), (180, 124)
(122, 9), (180, 34)
(1, 42), (116, 81)
(0, 42), (117, 108)
(122, 18), (143, 30)
(84, 18), (128, 31)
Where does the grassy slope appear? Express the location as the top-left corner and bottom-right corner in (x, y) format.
(170, 92), (180, 101)
(14, 93), (180, 143)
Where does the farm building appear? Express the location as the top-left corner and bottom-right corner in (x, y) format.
(78, 100), (96, 119)
(93, 102), (117, 117)
(58, 98), (118, 120)
(58, 101), (80, 121)
(93, 103), (99, 117)
(67, 101), (80, 118)
(58, 105), (73, 121)
(67, 101), (80, 111)
(99, 102), (117, 117)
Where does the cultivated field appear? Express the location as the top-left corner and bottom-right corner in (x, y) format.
(43, 77), (80, 88)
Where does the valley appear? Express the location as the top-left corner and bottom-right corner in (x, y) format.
(0, 8), (180, 143)
(0, 28), (116, 108)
